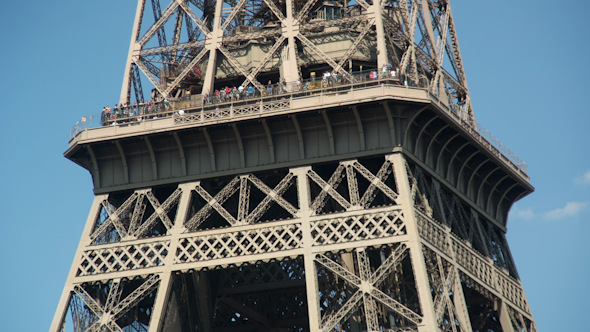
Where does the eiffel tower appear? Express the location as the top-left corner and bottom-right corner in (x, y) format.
(52, 0), (537, 331)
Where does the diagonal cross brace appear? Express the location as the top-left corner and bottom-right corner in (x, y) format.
(308, 165), (350, 213)
(90, 194), (139, 242)
(371, 288), (422, 324)
(335, 19), (374, 73)
(220, 0), (249, 31)
(241, 35), (286, 88)
(246, 173), (298, 223)
(110, 275), (160, 321)
(315, 254), (362, 285)
(296, 34), (350, 77)
(355, 160), (399, 207)
(133, 188), (182, 238)
(321, 289), (363, 332)
(176, 0), (211, 36)
(185, 177), (241, 231)
(185, 176), (240, 230)
(218, 45), (265, 91)
(162, 47), (208, 97)
(73, 285), (104, 317)
(370, 244), (408, 285)
(262, 0), (285, 21)
(139, 1), (180, 46)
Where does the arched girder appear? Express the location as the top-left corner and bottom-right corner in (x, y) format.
(413, 115), (440, 159)
(351, 106), (366, 151)
(143, 136), (158, 180)
(114, 141), (129, 184)
(402, 105), (429, 150)
(486, 174), (510, 213)
(445, 141), (470, 181)
(475, 166), (500, 207)
(202, 127), (216, 172)
(495, 182), (520, 220)
(455, 150), (481, 189)
(231, 124), (245, 168)
(465, 159), (491, 199)
(321, 110), (335, 155)
(172, 132), (187, 176)
(382, 102), (397, 146)
(291, 115), (305, 159)
(86, 145), (101, 189)
(435, 132), (460, 173)
(424, 124), (450, 167)
(261, 119), (275, 163)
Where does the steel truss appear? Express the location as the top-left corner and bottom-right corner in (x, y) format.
(119, 0), (475, 123)
(52, 154), (536, 332)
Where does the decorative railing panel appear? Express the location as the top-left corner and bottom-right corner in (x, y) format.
(417, 210), (530, 314)
(415, 213), (450, 255)
(451, 238), (494, 288)
(175, 223), (303, 264)
(77, 240), (170, 276)
(311, 210), (406, 246)
(497, 272), (530, 314)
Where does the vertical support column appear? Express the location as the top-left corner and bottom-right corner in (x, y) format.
(292, 166), (321, 332)
(49, 195), (109, 332)
(120, 0), (146, 104)
(388, 153), (438, 332)
(202, 0), (224, 95)
(371, 0), (388, 69)
(499, 301), (516, 332)
(148, 182), (195, 332)
(282, 0), (300, 84)
(452, 272), (473, 332)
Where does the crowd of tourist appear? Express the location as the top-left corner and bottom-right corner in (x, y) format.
(100, 66), (405, 126)
(101, 97), (170, 125)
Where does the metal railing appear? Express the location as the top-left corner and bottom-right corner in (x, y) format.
(70, 71), (528, 177)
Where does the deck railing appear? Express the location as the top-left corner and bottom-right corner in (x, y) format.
(70, 72), (528, 177)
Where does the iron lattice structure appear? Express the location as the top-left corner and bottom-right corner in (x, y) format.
(53, 0), (537, 332)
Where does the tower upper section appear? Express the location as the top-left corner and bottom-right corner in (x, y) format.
(67, 0), (532, 226)
(120, 0), (473, 120)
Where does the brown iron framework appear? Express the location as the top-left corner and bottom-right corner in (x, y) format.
(53, 1), (536, 332)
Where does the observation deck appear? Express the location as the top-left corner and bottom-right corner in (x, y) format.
(67, 75), (531, 227)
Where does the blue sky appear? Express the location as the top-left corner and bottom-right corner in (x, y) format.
(0, 0), (588, 331)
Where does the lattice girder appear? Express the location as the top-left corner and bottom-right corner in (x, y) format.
(120, 0), (475, 121)
(314, 246), (422, 331)
(90, 188), (182, 245)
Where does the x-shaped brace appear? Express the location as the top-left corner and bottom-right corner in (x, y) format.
(74, 275), (160, 332)
(315, 245), (421, 331)
(90, 194), (140, 242)
(308, 165), (351, 214)
(132, 188), (183, 238)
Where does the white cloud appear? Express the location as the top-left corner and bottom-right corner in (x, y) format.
(574, 170), (590, 186)
(543, 201), (589, 221)
(514, 207), (535, 220)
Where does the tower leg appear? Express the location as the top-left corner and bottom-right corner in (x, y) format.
(389, 154), (439, 332)
(293, 166), (321, 332)
(49, 195), (108, 332)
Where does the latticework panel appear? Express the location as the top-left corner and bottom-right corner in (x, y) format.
(314, 246), (422, 332)
(67, 275), (160, 332)
(90, 187), (181, 245)
(415, 211), (450, 255)
(175, 223), (303, 263)
(77, 240), (170, 276)
(311, 209), (405, 246)
(417, 209), (531, 314)
(174, 100), (291, 125)
(452, 237), (495, 288)
(496, 271), (530, 314)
